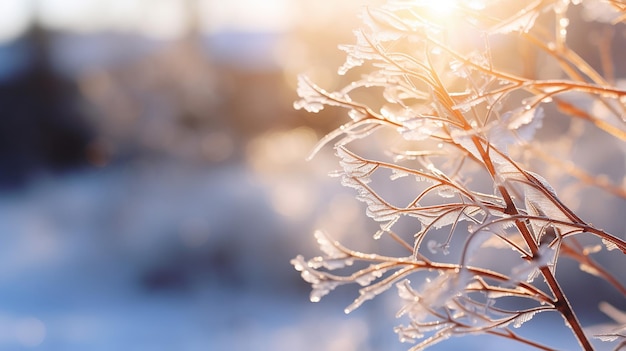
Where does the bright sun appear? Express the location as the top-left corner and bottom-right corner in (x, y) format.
(425, 0), (459, 16)
(418, 0), (486, 19)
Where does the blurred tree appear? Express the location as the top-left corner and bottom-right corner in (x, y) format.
(0, 23), (94, 188)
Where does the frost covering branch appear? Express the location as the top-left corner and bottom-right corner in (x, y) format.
(292, 1), (626, 350)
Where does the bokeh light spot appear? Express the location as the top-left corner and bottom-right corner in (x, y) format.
(15, 317), (46, 348)
(270, 181), (315, 219)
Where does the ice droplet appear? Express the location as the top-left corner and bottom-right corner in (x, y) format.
(427, 240), (439, 254)
(437, 186), (457, 198)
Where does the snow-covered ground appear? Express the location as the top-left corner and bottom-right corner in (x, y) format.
(0, 157), (384, 351)
(0, 158), (619, 351)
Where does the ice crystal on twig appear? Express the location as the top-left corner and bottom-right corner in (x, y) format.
(293, 0), (626, 350)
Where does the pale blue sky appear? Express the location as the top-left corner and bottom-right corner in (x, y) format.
(0, 0), (296, 43)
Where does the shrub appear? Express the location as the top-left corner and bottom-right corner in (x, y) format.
(292, 1), (626, 350)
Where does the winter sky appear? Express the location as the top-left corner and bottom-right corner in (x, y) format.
(0, 0), (296, 43)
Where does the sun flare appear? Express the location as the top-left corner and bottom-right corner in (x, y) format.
(417, 0), (486, 20)
(423, 0), (459, 16)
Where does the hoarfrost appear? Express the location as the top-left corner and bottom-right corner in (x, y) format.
(345, 266), (414, 314)
(594, 334), (619, 342)
(314, 230), (346, 258)
(436, 185), (457, 198)
(488, 106), (544, 153)
(512, 310), (540, 328)
(294, 75), (352, 113)
(450, 128), (507, 165)
(602, 238), (619, 251)
(427, 240), (450, 255)
(336, 147), (378, 180)
(291, 255), (352, 302)
(497, 164), (571, 224)
(506, 106), (543, 131)
(355, 267), (386, 286)
(390, 168), (410, 180)
(338, 30), (378, 75)
(398, 119), (441, 141)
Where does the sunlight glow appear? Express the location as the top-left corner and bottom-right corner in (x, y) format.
(423, 0), (458, 16)
(0, 0), (296, 43)
(37, 0), (189, 39)
(416, 0), (486, 20)
(200, 0), (294, 33)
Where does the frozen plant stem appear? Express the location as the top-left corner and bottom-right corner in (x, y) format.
(475, 125), (592, 348)
(476, 130), (591, 347)
(541, 266), (593, 351)
(293, 1), (626, 350)
(462, 82), (593, 350)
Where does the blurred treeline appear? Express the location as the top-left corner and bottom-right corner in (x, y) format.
(0, 1), (371, 189)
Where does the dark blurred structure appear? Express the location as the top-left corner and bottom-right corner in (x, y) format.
(0, 24), (94, 188)
(0, 4), (313, 189)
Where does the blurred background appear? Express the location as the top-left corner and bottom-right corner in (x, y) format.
(0, 1), (395, 350)
(0, 1), (624, 350)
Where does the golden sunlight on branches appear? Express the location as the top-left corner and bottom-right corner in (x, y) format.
(292, 1), (626, 350)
